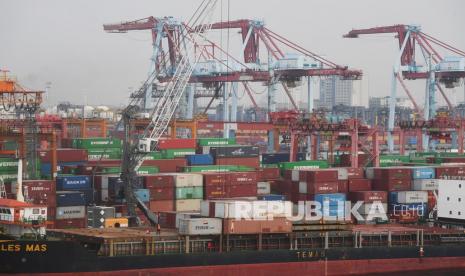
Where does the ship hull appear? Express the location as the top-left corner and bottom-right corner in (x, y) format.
(2, 241), (465, 275)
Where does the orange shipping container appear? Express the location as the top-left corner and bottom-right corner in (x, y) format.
(223, 218), (292, 234)
(149, 200), (174, 212)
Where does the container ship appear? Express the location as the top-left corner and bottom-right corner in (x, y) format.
(3, 0), (465, 274)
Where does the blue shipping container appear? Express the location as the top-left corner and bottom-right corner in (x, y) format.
(258, 194), (287, 201)
(56, 191), (86, 207)
(389, 203), (427, 217)
(186, 154), (214, 166)
(135, 189), (150, 203)
(411, 167), (435, 179)
(314, 193), (346, 206)
(41, 162), (86, 175)
(56, 175), (91, 191)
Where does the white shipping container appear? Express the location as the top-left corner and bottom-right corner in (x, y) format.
(175, 213), (199, 228)
(438, 57), (465, 72)
(291, 170), (300, 182)
(101, 188), (109, 202)
(56, 206), (86, 219)
(203, 200), (292, 219)
(299, 182), (307, 194)
(438, 180), (465, 220)
(413, 179), (439, 191)
(396, 191), (428, 204)
(335, 168), (348, 180)
(173, 173), (203, 187)
(257, 182), (271, 195)
(176, 199), (201, 212)
(178, 218), (222, 235)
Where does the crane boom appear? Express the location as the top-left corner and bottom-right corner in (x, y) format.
(120, 0), (218, 226)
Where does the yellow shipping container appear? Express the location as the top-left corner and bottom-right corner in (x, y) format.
(104, 218), (129, 228)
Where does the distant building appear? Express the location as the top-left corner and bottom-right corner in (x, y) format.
(319, 76), (353, 109)
(369, 96), (413, 109)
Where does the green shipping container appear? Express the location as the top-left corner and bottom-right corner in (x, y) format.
(278, 160), (329, 171)
(142, 151), (164, 160)
(0, 158), (19, 172)
(175, 186), (203, 199)
(197, 137), (236, 146)
(379, 155), (410, 167)
(182, 165), (254, 173)
(161, 148), (196, 159)
(137, 166), (160, 175)
(72, 138), (122, 149)
(87, 152), (122, 160)
(409, 152), (437, 158)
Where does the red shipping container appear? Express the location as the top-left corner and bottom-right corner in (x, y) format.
(215, 157), (260, 169)
(337, 180), (349, 193)
(203, 173), (230, 187)
(29, 191), (57, 207)
(349, 191), (388, 203)
(299, 170), (338, 183)
(348, 179), (372, 192)
(268, 180), (280, 194)
(258, 167), (280, 181)
(276, 180), (299, 194)
(54, 218), (87, 229)
(76, 165), (95, 175)
(149, 186), (175, 201)
(47, 207), (56, 221)
(158, 139), (196, 150)
(229, 183), (257, 197)
(143, 159), (187, 173)
(38, 149), (88, 163)
(306, 181), (339, 194)
(372, 178), (411, 191)
(144, 174), (175, 189)
(292, 193), (310, 203)
(373, 168), (412, 180)
(230, 172), (257, 185)
(157, 212), (177, 228)
(149, 200), (174, 212)
(23, 180), (55, 194)
(204, 184), (230, 199)
(435, 167), (458, 178)
(346, 167), (364, 179)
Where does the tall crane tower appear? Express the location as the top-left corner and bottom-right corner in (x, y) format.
(344, 25), (465, 152)
(117, 0), (219, 225)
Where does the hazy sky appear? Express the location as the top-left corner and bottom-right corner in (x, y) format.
(1, 0), (464, 108)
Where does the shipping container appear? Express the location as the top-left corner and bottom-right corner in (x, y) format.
(337, 180), (348, 193)
(203, 173), (230, 186)
(348, 179), (372, 192)
(135, 189), (150, 203)
(411, 167), (435, 179)
(215, 157), (260, 169)
(29, 191), (56, 207)
(149, 186), (175, 201)
(104, 218), (129, 228)
(158, 212), (199, 229)
(86, 148), (122, 160)
(379, 155), (410, 167)
(372, 178), (411, 191)
(357, 203), (388, 216)
(257, 167), (280, 181)
(53, 218), (87, 229)
(349, 191), (388, 203)
(278, 160), (329, 171)
(185, 154), (214, 166)
(141, 151), (164, 160)
(229, 184), (257, 197)
(175, 187), (203, 199)
(22, 180), (55, 195)
(182, 165), (253, 173)
(144, 174), (175, 189)
(223, 218), (292, 234)
(38, 149), (88, 163)
(178, 218), (222, 235)
(209, 145), (259, 159)
(149, 200), (174, 213)
(299, 181), (339, 194)
(56, 206), (86, 219)
(372, 167), (413, 180)
(142, 159), (187, 173)
(437, 179), (465, 220)
(197, 137), (236, 147)
(56, 175), (91, 190)
(161, 148), (196, 159)
(412, 179), (439, 191)
(87, 206), (115, 228)
(201, 200), (292, 219)
(56, 191), (86, 207)
(389, 191), (428, 204)
(204, 184), (229, 199)
(230, 172), (257, 185)
(299, 169), (338, 182)
(72, 138), (121, 149)
(158, 139), (196, 150)
(257, 182), (271, 195)
(0, 158), (18, 172)
(258, 194), (287, 201)
(314, 193), (346, 206)
(175, 199), (201, 212)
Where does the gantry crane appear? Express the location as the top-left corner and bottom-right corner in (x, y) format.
(117, 0), (219, 226)
(344, 25), (465, 152)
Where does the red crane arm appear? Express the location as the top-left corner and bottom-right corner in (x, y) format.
(103, 17), (158, 32)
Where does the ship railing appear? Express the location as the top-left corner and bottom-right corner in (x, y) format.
(0, 213), (14, 222)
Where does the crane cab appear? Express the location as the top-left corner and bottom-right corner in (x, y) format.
(138, 138), (157, 153)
